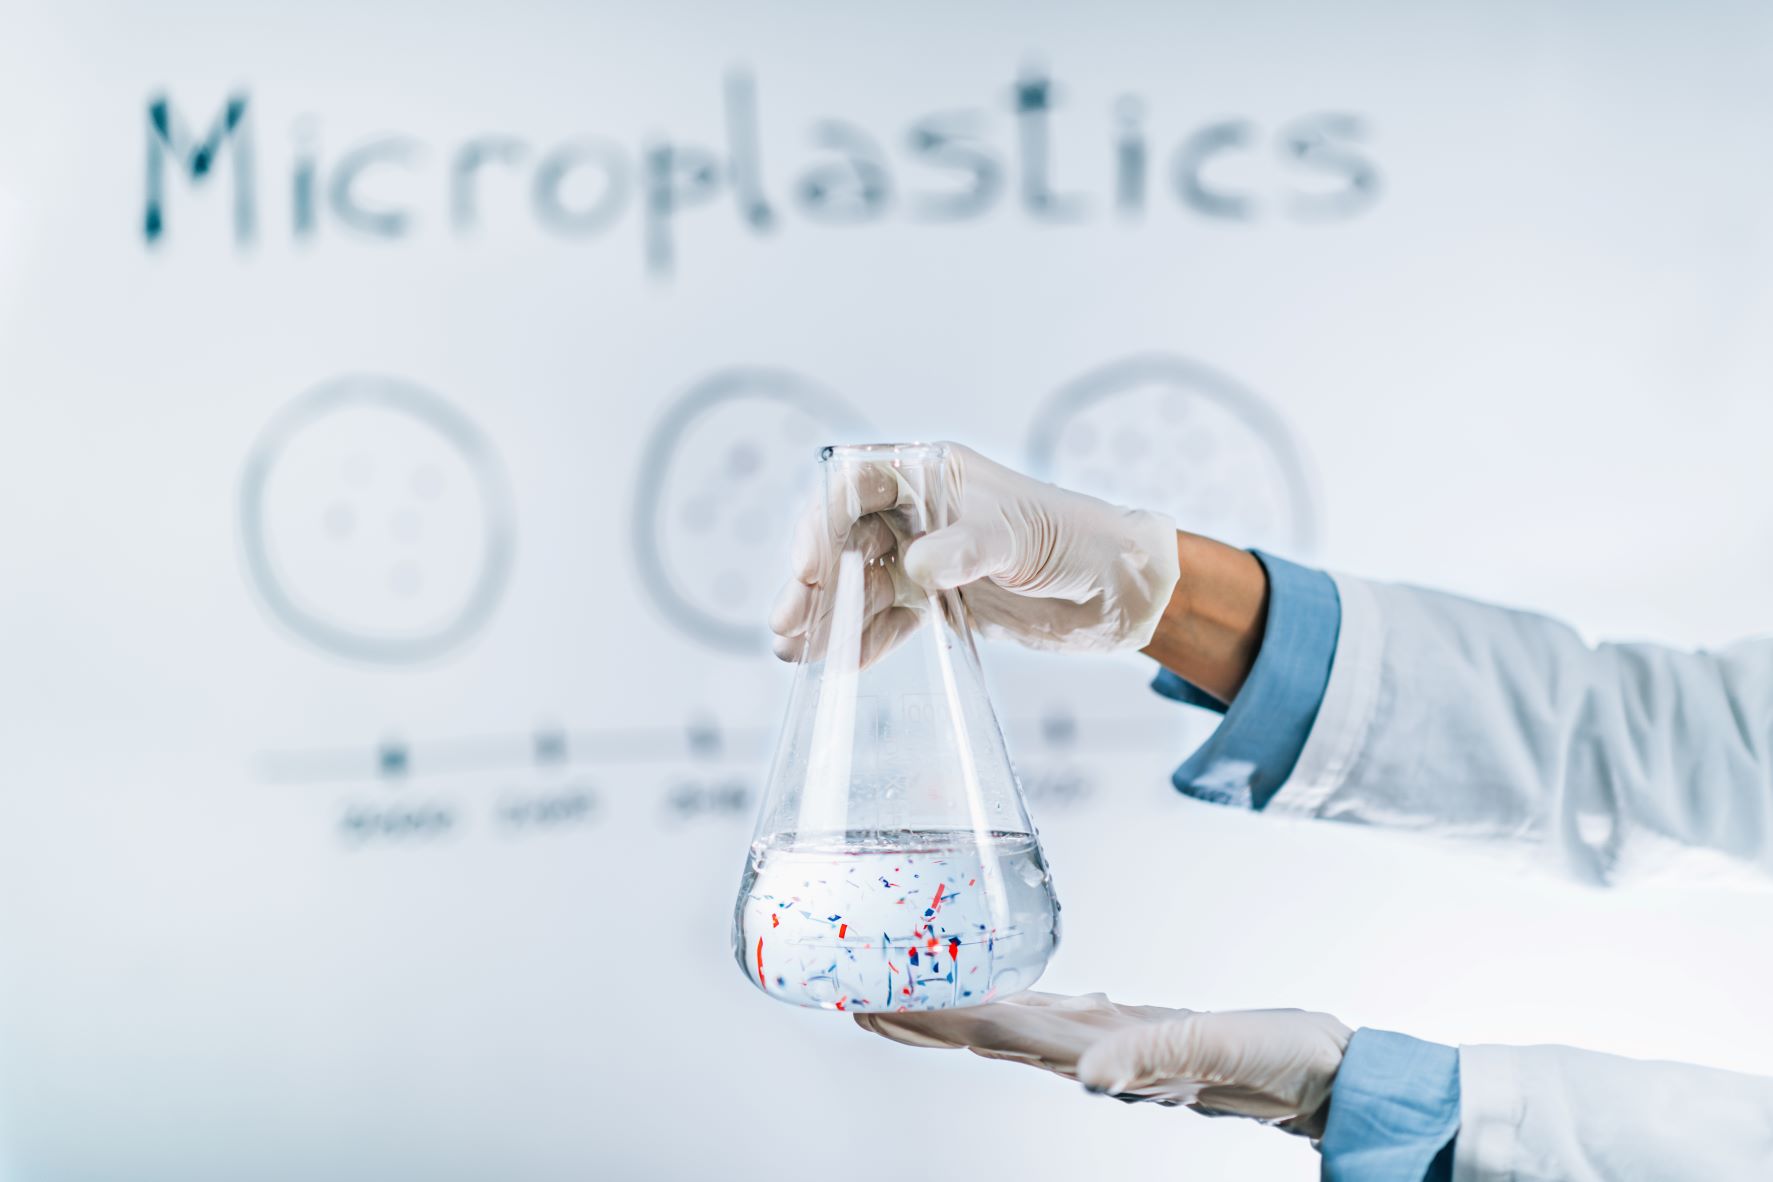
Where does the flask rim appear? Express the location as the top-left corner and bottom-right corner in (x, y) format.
(819, 441), (948, 464)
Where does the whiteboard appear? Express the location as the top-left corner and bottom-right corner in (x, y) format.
(2, 1), (1772, 1178)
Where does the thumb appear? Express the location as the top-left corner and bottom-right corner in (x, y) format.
(902, 522), (1009, 591)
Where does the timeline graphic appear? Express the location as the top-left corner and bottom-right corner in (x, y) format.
(239, 374), (516, 664)
(260, 704), (1126, 849)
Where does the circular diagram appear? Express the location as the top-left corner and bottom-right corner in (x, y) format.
(633, 368), (870, 652)
(239, 374), (515, 664)
(1027, 355), (1317, 556)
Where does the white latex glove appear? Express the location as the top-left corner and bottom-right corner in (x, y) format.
(855, 991), (1353, 1139)
(771, 443), (1179, 660)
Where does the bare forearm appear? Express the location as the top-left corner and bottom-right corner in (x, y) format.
(1140, 532), (1269, 702)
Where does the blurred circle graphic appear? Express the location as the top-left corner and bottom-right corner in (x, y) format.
(1028, 355), (1317, 556)
(239, 374), (515, 663)
(634, 367), (869, 652)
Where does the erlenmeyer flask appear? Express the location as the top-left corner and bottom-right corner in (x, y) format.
(734, 442), (1060, 1013)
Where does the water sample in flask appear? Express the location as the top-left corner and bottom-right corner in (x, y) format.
(734, 442), (1060, 1012)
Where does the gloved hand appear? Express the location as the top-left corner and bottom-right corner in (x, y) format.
(854, 991), (1353, 1139)
(770, 443), (1180, 661)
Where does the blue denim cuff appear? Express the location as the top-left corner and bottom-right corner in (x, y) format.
(1152, 550), (1339, 810)
(1321, 1029), (1460, 1182)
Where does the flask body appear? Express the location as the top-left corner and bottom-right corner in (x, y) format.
(734, 443), (1060, 1012)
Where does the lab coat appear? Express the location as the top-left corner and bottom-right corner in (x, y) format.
(1273, 575), (1773, 1179)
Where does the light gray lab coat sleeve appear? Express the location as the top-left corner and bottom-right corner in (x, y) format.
(1267, 573), (1773, 886)
(1454, 1043), (1773, 1180)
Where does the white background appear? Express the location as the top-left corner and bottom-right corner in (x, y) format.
(3, 2), (1773, 1179)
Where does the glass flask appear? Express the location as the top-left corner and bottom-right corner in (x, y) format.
(733, 442), (1060, 1013)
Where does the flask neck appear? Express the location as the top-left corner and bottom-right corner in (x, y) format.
(819, 442), (952, 535)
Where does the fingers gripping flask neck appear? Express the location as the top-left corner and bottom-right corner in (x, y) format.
(734, 442), (1060, 1012)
